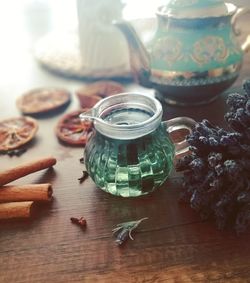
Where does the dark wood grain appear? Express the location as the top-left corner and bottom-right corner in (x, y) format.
(0, 2), (250, 283)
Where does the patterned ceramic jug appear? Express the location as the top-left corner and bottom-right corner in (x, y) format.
(114, 0), (250, 105)
(80, 93), (195, 197)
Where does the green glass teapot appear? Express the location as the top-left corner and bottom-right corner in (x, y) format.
(80, 93), (195, 197)
(115, 0), (250, 105)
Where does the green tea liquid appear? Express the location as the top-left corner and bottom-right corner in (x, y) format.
(84, 123), (174, 197)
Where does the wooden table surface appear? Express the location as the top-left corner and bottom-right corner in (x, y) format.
(0, 2), (250, 282)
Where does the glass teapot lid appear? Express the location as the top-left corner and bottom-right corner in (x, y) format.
(80, 93), (163, 140)
(159, 0), (236, 18)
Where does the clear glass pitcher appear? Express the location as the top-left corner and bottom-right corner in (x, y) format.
(80, 93), (195, 197)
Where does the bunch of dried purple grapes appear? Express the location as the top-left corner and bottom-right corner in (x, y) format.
(176, 80), (250, 234)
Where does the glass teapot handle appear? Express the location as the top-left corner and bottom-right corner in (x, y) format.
(232, 7), (250, 52)
(163, 117), (196, 156)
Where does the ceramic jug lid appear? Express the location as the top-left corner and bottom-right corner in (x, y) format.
(159, 0), (236, 18)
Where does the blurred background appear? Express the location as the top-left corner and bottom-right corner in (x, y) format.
(0, 0), (248, 43)
(0, 0), (167, 100)
(0, 0), (249, 104)
(0, 0), (166, 59)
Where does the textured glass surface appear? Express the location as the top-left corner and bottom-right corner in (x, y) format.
(84, 124), (174, 197)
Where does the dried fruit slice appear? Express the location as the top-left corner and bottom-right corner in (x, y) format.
(16, 87), (71, 115)
(56, 110), (92, 146)
(76, 93), (101, 109)
(0, 117), (38, 151)
(76, 80), (124, 108)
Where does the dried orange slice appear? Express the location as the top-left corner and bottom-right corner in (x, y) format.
(0, 117), (38, 151)
(75, 93), (101, 109)
(16, 87), (71, 115)
(76, 80), (124, 108)
(56, 110), (92, 146)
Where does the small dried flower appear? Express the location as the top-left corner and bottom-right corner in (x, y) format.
(112, 217), (148, 245)
(70, 217), (87, 228)
(79, 157), (85, 164)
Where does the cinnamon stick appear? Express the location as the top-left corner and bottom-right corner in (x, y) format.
(0, 201), (34, 219)
(0, 156), (56, 186)
(0, 183), (53, 202)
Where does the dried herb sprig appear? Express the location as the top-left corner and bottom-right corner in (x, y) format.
(112, 217), (148, 245)
(78, 170), (89, 183)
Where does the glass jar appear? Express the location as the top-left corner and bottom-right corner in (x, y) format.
(80, 93), (195, 197)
